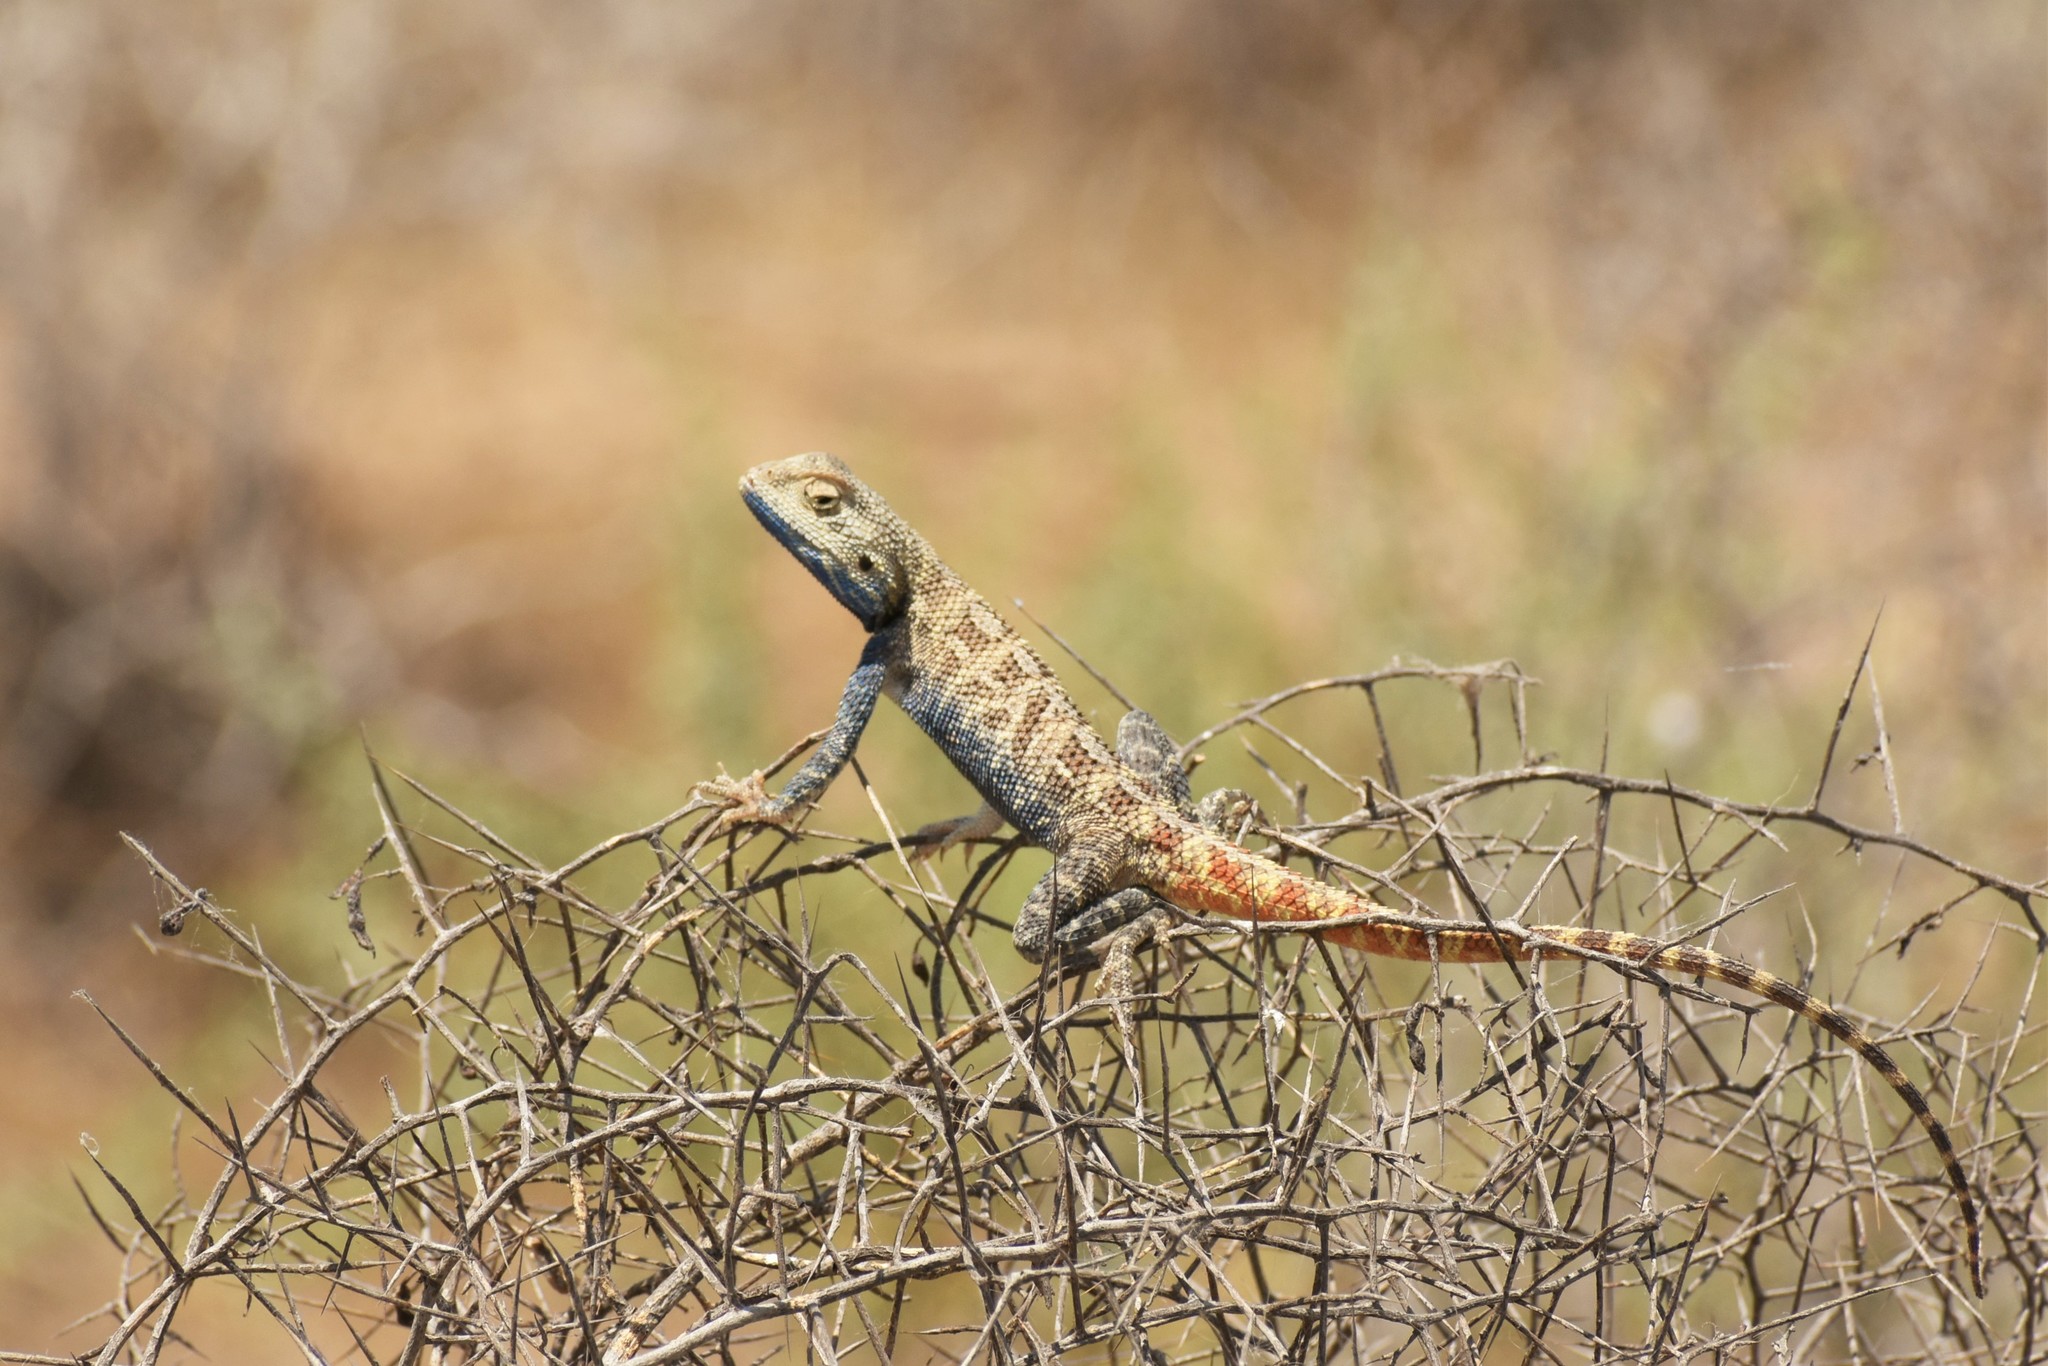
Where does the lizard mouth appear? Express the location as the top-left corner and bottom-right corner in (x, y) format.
(737, 470), (782, 528)
(739, 481), (801, 555)
(737, 475), (893, 629)
(735, 460), (908, 631)
(739, 480), (807, 549)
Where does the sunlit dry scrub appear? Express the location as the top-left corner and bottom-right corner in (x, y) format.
(0, 0), (2039, 1352)
(13, 658), (2043, 1362)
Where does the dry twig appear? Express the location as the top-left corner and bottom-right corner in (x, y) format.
(16, 661), (2043, 1364)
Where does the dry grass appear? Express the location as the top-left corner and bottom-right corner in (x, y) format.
(15, 658), (2042, 1363)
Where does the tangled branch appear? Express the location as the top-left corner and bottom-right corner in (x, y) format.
(17, 660), (2044, 1364)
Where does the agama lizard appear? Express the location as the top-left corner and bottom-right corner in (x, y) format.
(696, 451), (1984, 1296)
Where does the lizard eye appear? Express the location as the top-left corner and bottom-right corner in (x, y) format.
(803, 479), (843, 515)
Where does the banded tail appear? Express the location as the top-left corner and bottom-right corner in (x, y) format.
(1144, 823), (1985, 1296)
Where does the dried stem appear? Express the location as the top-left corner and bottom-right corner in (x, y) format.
(21, 661), (2043, 1364)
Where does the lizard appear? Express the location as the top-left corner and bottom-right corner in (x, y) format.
(694, 451), (1984, 1297)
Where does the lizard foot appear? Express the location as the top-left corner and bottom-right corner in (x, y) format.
(908, 803), (1005, 862)
(690, 768), (792, 840)
(1193, 787), (1265, 843)
(1102, 908), (1167, 1080)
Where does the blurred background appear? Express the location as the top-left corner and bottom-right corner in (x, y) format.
(0, 0), (2040, 1347)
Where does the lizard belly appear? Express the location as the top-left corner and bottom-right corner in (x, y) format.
(892, 678), (1067, 846)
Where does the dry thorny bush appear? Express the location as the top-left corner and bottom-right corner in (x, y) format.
(12, 656), (2045, 1365)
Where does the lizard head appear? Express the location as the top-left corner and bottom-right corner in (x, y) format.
(739, 453), (916, 631)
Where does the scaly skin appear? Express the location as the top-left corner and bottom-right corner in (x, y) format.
(701, 451), (1983, 1296)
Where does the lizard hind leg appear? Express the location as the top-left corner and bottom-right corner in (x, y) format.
(1021, 875), (1162, 1077)
(1023, 712), (1264, 1065)
(1082, 712), (1264, 1026)
(1013, 709), (1192, 962)
(1115, 710), (1192, 808)
(1011, 832), (1137, 965)
(1119, 707), (1265, 841)
(1086, 710), (1214, 1068)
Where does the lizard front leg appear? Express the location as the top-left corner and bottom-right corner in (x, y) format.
(693, 633), (892, 836)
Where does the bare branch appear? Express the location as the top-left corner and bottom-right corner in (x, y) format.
(17, 660), (2040, 1364)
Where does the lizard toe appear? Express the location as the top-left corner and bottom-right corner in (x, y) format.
(691, 769), (791, 838)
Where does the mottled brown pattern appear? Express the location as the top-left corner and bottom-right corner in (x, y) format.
(1017, 690), (1050, 737)
(720, 451), (1984, 1296)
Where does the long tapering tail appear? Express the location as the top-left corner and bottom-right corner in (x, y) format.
(1146, 823), (1985, 1296)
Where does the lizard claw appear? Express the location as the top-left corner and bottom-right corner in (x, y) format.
(690, 768), (792, 840)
